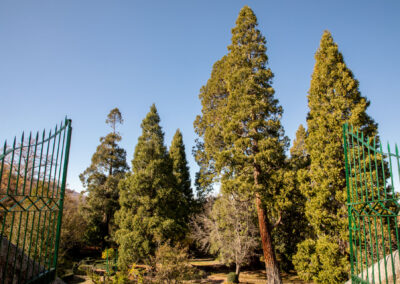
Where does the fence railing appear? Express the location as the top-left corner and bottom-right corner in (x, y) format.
(344, 123), (400, 283)
(0, 118), (72, 284)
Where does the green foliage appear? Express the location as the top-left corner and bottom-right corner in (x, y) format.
(102, 248), (116, 260)
(80, 108), (128, 247)
(293, 237), (348, 283)
(112, 272), (130, 284)
(115, 105), (186, 269)
(58, 189), (87, 273)
(169, 129), (194, 223)
(152, 243), (200, 283)
(294, 31), (379, 283)
(227, 272), (239, 283)
(194, 6), (287, 280)
(128, 264), (144, 283)
(273, 125), (310, 272)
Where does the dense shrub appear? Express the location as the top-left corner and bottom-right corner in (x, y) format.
(227, 272), (239, 283)
(152, 243), (201, 283)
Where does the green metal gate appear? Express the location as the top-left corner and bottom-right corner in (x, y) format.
(0, 119), (72, 284)
(344, 123), (400, 283)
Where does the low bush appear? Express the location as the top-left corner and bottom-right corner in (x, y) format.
(152, 243), (202, 283)
(226, 272), (239, 283)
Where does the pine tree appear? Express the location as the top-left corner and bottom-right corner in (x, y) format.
(293, 31), (379, 283)
(115, 104), (185, 269)
(80, 108), (128, 247)
(194, 6), (288, 283)
(169, 129), (193, 222)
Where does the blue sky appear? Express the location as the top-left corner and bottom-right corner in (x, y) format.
(0, 0), (399, 192)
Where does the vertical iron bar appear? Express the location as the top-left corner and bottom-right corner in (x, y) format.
(361, 132), (369, 201)
(10, 210), (24, 284)
(362, 215), (369, 282)
(27, 211), (37, 279)
(43, 210), (54, 270)
(3, 211), (16, 282)
(53, 119), (72, 269)
(34, 131), (45, 197)
(51, 124), (62, 199)
(41, 130), (51, 198)
(343, 124), (355, 280)
(374, 215), (382, 283)
(356, 130), (365, 203)
(373, 138), (381, 201)
(47, 127), (57, 198)
(56, 121), (66, 198)
(6, 137), (17, 195)
(14, 133), (24, 195)
(0, 141), (7, 192)
(22, 133), (32, 195)
(366, 216), (375, 283)
(367, 139), (375, 202)
(351, 126), (360, 203)
(18, 210), (31, 284)
(379, 143), (388, 200)
(380, 216), (388, 284)
(387, 143), (395, 198)
(387, 215), (396, 283)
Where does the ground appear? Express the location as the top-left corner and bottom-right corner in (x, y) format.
(64, 258), (311, 283)
(190, 259), (311, 283)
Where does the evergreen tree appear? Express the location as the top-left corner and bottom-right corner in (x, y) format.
(273, 125), (309, 272)
(115, 105), (185, 269)
(169, 129), (194, 222)
(293, 31), (379, 283)
(193, 55), (229, 197)
(194, 6), (288, 283)
(290, 125), (309, 170)
(80, 108), (128, 247)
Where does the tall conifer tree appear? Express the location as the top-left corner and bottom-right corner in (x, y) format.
(169, 129), (193, 222)
(80, 108), (128, 247)
(194, 6), (288, 283)
(293, 31), (379, 283)
(115, 105), (185, 268)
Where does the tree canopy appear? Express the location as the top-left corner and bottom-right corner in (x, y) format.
(194, 6), (288, 283)
(79, 107), (128, 247)
(115, 104), (187, 269)
(293, 31), (379, 283)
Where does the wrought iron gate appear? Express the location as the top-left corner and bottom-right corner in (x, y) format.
(344, 123), (400, 283)
(0, 119), (72, 284)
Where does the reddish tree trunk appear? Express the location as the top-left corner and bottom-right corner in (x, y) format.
(255, 193), (281, 284)
(250, 129), (281, 283)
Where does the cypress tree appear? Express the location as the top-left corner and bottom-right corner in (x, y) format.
(293, 31), (379, 283)
(169, 129), (193, 222)
(80, 108), (128, 247)
(115, 104), (185, 269)
(194, 6), (288, 283)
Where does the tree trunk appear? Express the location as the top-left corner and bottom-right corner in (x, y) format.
(255, 193), (281, 284)
(235, 263), (241, 277)
(251, 130), (281, 283)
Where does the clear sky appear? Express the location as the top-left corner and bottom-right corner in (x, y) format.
(0, 0), (399, 192)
